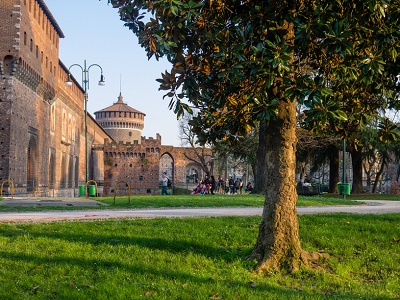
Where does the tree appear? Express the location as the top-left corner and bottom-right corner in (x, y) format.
(107, 0), (400, 272)
(178, 112), (213, 177)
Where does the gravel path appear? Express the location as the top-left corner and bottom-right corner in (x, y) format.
(0, 200), (399, 223)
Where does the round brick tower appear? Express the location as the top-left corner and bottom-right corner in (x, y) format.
(94, 93), (146, 144)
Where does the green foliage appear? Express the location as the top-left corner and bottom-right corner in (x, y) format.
(107, 0), (400, 144)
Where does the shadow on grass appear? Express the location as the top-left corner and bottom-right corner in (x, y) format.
(0, 249), (389, 299)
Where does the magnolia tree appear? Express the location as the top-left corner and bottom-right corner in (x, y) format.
(106, 0), (400, 272)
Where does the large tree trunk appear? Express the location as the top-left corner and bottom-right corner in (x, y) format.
(253, 120), (267, 194)
(329, 145), (340, 193)
(249, 97), (308, 272)
(351, 146), (364, 193)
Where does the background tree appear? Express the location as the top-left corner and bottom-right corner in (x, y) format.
(178, 112), (213, 177)
(107, 0), (400, 272)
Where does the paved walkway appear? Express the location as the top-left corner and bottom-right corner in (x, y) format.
(0, 199), (399, 223)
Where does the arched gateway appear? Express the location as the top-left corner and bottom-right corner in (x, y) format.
(102, 138), (211, 195)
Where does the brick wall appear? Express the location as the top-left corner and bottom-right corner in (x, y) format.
(0, 0), (110, 196)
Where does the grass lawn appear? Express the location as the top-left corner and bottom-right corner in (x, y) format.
(0, 214), (398, 299)
(0, 193), (368, 213)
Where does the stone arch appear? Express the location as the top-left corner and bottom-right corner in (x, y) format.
(3, 55), (15, 76)
(68, 154), (73, 188)
(48, 151), (55, 189)
(27, 135), (38, 191)
(185, 162), (202, 184)
(60, 153), (67, 188)
(160, 152), (175, 184)
(74, 157), (79, 188)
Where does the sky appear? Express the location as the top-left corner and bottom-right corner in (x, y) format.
(45, 0), (181, 146)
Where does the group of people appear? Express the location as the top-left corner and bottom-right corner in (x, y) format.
(191, 175), (254, 195)
(191, 175), (216, 195)
(162, 171), (254, 195)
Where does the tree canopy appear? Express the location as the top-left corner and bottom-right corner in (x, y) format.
(107, 0), (400, 272)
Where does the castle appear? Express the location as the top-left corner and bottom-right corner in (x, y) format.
(0, 0), (211, 197)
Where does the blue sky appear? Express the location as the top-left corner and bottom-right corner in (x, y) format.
(45, 0), (181, 146)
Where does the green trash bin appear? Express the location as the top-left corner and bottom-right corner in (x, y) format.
(342, 183), (351, 195)
(79, 185), (85, 197)
(88, 185), (96, 197)
(337, 183), (343, 194)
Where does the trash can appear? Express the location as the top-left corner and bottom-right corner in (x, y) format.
(79, 185), (85, 197)
(342, 183), (351, 195)
(88, 185), (96, 197)
(337, 183), (343, 194)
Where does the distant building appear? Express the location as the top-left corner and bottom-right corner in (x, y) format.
(0, 0), (211, 197)
(94, 93), (145, 144)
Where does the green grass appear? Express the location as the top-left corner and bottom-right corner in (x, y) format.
(0, 194), (363, 212)
(0, 214), (399, 299)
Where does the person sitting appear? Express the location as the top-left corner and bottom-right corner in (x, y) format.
(245, 181), (253, 193)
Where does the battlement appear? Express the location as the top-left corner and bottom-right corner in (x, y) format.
(104, 134), (162, 153)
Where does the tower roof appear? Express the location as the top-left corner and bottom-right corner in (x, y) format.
(95, 93), (146, 115)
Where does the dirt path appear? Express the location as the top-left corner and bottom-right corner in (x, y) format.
(0, 200), (399, 223)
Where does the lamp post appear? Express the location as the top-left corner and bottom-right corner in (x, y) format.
(66, 60), (105, 184)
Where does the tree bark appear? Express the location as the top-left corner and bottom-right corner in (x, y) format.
(328, 145), (340, 193)
(351, 146), (364, 193)
(249, 97), (308, 272)
(372, 157), (385, 193)
(254, 120), (267, 194)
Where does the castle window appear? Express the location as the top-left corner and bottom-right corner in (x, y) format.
(50, 62), (52, 73)
(50, 104), (55, 131)
(130, 164), (133, 168)
(115, 164), (118, 167)
(46, 56), (48, 68)
(30, 39), (33, 51)
(72, 118), (76, 141)
(62, 110), (67, 137)
(129, 132), (132, 137)
(24, 32), (27, 46)
(139, 176), (144, 181)
(68, 117), (72, 140)
(124, 112), (127, 117)
(35, 45), (39, 58)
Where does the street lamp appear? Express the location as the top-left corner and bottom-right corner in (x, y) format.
(66, 60), (105, 184)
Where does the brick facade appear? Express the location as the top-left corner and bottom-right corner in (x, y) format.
(103, 135), (212, 195)
(1, 0), (211, 197)
(0, 0), (110, 196)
